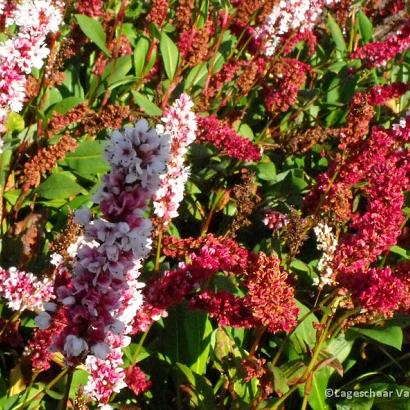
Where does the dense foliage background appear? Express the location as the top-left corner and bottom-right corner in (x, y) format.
(0, 0), (409, 409)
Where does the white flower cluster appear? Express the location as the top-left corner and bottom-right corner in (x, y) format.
(6, 0), (63, 34)
(313, 222), (338, 287)
(153, 93), (197, 227)
(0, 0), (63, 133)
(257, 0), (339, 56)
(0, 267), (54, 312)
(103, 119), (170, 191)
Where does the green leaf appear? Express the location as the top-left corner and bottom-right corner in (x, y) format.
(94, 56), (134, 96)
(290, 259), (310, 273)
(327, 61), (347, 74)
(390, 245), (409, 259)
(182, 310), (213, 374)
(271, 366), (289, 396)
(297, 336), (353, 410)
(184, 63), (208, 90)
(44, 388), (63, 400)
(134, 36), (150, 78)
(69, 369), (89, 398)
(132, 91), (162, 116)
(41, 88), (62, 113)
(288, 301), (318, 358)
(37, 171), (86, 199)
(5, 112), (25, 132)
(161, 306), (212, 374)
(335, 383), (410, 410)
(143, 44), (157, 76)
(51, 97), (84, 115)
(148, 22), (161, 40)
(372, 383), (410, 409)
(102, 56), (132, 84)
(347, 326), (403, 350)
(357, 10), (373, 43)
(160, 31), (180, 80)
(234, 121), (255, 139)
(326, 335), (354, 366)
(326, 70), (357, 105)
(64, 140), (109, 179)
(197, 0), (209, 28)
(3, 190), (20, 206)
(0, 394), (20, 410)
(336, 397), (374, 410)
(327, 14), (347, 53)
(75, 14), (111, 56)
(212, 52), (225, 72)
(176, 363), (216, 409)
(62, 68), (84, 98)
(256, 156), (276, 181)
(307, 368), (332, 410)
(291, 171), (308, 191)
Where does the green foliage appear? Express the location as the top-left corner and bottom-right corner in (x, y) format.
(75, 14), (111, 56)
(0, 1), (409, 410)
(347, 326), (403, 351)
(132, 91), (163, 115)
(327, 14), (347, 54)
(37, 171), (86, 200)
(160, 32), (180, 81)
(63, 140), (109, 179)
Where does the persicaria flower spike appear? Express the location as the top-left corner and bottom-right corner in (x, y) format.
(0, 0), (63, 133)
(263, 209), (289, 231)
(350, 20), (410, 68)
(244, 253), (299, 333)
(84, 333), (128, 404)
(313, 222), (338, 288)
(153, 94), (197, 227)
(38, 120), (169, 403)
(196, 115), (261, 161)
(257, 0), (339, 56)
(0, 267), (54, 312)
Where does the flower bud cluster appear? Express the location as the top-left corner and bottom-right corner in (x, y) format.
(313, 222), (338, 287)
(0, 0), (63, 134)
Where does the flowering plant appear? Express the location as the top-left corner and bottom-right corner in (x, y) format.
(0, 0), (409, 409)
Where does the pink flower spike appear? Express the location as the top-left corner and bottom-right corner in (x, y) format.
(153, 93), (197, 227)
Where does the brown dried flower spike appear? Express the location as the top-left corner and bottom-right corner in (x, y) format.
(21, 134), (78, 191)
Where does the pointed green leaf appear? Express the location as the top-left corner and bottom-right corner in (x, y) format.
(51, 97), (84, 115)
(160, 31), (180, 80)
(327, 14), (347, 53)
(134, 36), (150, 78)
(357, 10), (373, 43)
(75, 14), (111, 56)
(132, 91), (162, 116)
(347, 326), (403, 350)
